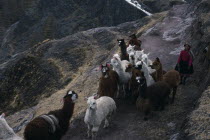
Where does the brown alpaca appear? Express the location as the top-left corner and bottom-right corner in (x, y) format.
(150, 57), (180, 103)
(24, 90), (78, 140)
(97, 63), (119, 98)
(150, 57), (164, 81)
(136, 72), (170, 120)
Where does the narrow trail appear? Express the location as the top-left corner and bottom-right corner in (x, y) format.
(62, 4), (201, 140)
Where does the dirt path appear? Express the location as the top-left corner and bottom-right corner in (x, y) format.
(61, 4), (202, 140)
(62, 84), (201, 140)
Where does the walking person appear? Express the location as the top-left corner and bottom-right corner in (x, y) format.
(176, 44), (194, 85)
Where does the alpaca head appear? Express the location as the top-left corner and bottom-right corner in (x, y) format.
(0, 113), (16, 139)
(100, 63), (110, 78)
(111, 54), (121, 68)
(150, 57), (161, 70)
(129, 51), (135, 60)
(86, 95), (98, 110)
(135, 61), (143, 70)
(117, 39), (125, 47)
(135, 50), (144, 62)
(136, 72), (146, 86)
(127, 45), (135, 55)
(63, 90), (78, 103)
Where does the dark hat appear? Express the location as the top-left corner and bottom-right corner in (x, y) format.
(129, 34), (137, 38)
(184, 43), (191, 48)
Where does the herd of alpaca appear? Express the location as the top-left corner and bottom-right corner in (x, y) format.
(0, 38), (181, 140)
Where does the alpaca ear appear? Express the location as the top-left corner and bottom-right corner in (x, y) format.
(156, 57), (160, 62)
(0, 113), (5, 118)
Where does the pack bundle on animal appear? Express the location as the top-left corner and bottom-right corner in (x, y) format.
(97, 63), (119, 98)
(84, 95), (116, 140)
(24, 90), (78, 140)
(111, 54), (132, 98)
(0, 113), (23, 140)
(117, 39), (129, 61)
(135, 72), (171, 120)
(150, 58), (180, 103)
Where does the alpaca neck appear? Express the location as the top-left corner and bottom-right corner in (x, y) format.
(142, 64), (149, 78)
(87, 108), (97, 124)
(139, 84), (147, 99)
(61, 101), (75, 120)
(120, 44), (127, 55)
(156, 65), (163, 81)
(0, 119), (16, 139)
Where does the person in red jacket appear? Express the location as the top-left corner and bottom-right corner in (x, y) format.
(177, 44), (194, 85)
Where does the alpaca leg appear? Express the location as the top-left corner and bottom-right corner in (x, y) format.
(116, 84), (120, 98)
(123, 85), (126, 98)
(159, 98), (165, 111)
(171, 87), (177, 104)
(104, 118), (109, 128)
(87, 124), (92, 138)
(92, 126), (99, 140)
(180, 75), (183, 85)
(144, 110), (150, 121)
(183, 76), (187, 85)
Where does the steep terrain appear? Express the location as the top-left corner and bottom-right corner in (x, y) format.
(0, 0), (147, 64)
(1, 0), (210, 139)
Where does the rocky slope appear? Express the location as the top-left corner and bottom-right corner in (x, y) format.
(0, 0), (147, 64)
(184, 87), (210, 140)
(1, 0), (210, 139)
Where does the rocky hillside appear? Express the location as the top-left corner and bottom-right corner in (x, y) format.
(0, 0), (147, 63)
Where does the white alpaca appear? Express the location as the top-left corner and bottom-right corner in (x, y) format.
(136, 61), (155, 86)
(134, 50), (145, 65)
(126, 45), (135, 55)
(128, 51), (135, 66)
(84, 96), (116, 139)
(112, 54), (130, 71)
(0, 113), (23, 140)
(127, 46), (151, 66)
(111, 57), (131, 84)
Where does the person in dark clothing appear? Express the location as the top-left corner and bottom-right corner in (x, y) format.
(128, 34), (142, 50)
(176, 44), (194, 85)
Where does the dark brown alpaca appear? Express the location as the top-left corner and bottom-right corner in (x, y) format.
(97, 63), (119, 98)
(136, 72), (170, 120)
(24, 90), (78, 140)
(150, 57), (180, 103)
(117, 39), (129, 61)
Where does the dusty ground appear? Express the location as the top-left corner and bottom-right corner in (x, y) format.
(62, 84), (201, 140)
